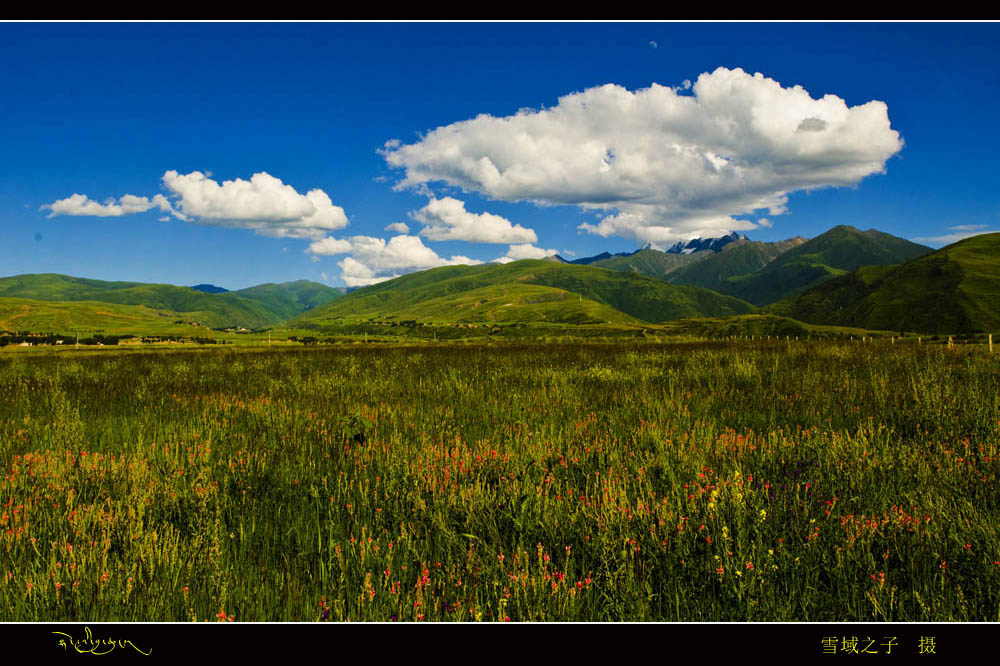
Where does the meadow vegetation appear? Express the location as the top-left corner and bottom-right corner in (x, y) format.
(1, 339), (998, 621)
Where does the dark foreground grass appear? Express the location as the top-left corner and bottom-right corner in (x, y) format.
(1, 339), (998, 621)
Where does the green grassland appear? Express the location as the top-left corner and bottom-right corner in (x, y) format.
(1, 339), (998, 622)
(0, 297), (224, 338)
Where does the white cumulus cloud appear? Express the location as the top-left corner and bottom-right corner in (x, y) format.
(382, 67), (903, 244)
(385, 222), (410, 234)
(309, 233), (483, 287)
(411, 196), (537, 244)
(494, 243), (561, 263)
(42, 171), (349, 241)
(308, 236), (354, 256)
(161, 170), (348, 239)
(42, 193), (174, 218)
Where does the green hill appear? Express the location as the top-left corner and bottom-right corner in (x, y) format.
(588, 248), (710, 280)
(769, 233), (1000, 334)
(0, 274), (297, 328)
(230, 280), (343, 321)
(708, 226), (931, 305)
(292, 259), (756, 326)
(666, 237), (806, 292)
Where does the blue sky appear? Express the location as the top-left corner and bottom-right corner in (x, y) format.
(2, 21), (998, 289)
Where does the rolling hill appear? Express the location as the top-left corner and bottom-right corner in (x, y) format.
(0, 274), (341, 329)
(291, 259), (756, 326)
(228, 280), (343, 321)
(769, 233), (1000, 333)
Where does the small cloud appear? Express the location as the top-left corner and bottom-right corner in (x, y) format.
(756, 217), (773, 228)
(308, 233), (484, 287)
(385, 222), (410, 234)
(493, 243), (561, 263)
(41, 192), (174, 218)
(949, 224), (988, 232)
(797, 117), (828, 132)
(321, 272), (328, 281)
(308, 236), (353, 256)
(412, 196), (537, 244)
(649, 41), (658, 49)
(912, 228), (999, 245)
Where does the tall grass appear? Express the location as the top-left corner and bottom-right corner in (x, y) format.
(1, 339), (998, 621)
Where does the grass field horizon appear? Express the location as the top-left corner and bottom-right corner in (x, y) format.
(1, 338), (998, 622)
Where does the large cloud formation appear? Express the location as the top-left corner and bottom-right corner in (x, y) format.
(382, 67), (904, 243)
(43, 171), (349, 240)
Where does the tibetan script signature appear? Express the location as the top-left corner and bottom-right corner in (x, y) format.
(52, 626), (151, 655)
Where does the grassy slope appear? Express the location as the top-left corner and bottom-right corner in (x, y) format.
(717, 226), (932, 306)
(769, 233), (1000, 333)
(658, 313), (898, 339)
(293, 260), (756, 326)
(0, 274), (293, 328)
(0, 297), (220, 336)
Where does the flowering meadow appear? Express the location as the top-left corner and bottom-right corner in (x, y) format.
(0, 339), (998, 621)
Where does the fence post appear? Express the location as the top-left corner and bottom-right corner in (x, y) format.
(990, 333), (994, 354)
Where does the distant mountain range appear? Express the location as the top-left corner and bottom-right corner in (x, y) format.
(665, 231), (750, 255)
(550, 225), (932, 306)
(1, 225), (996, 335)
